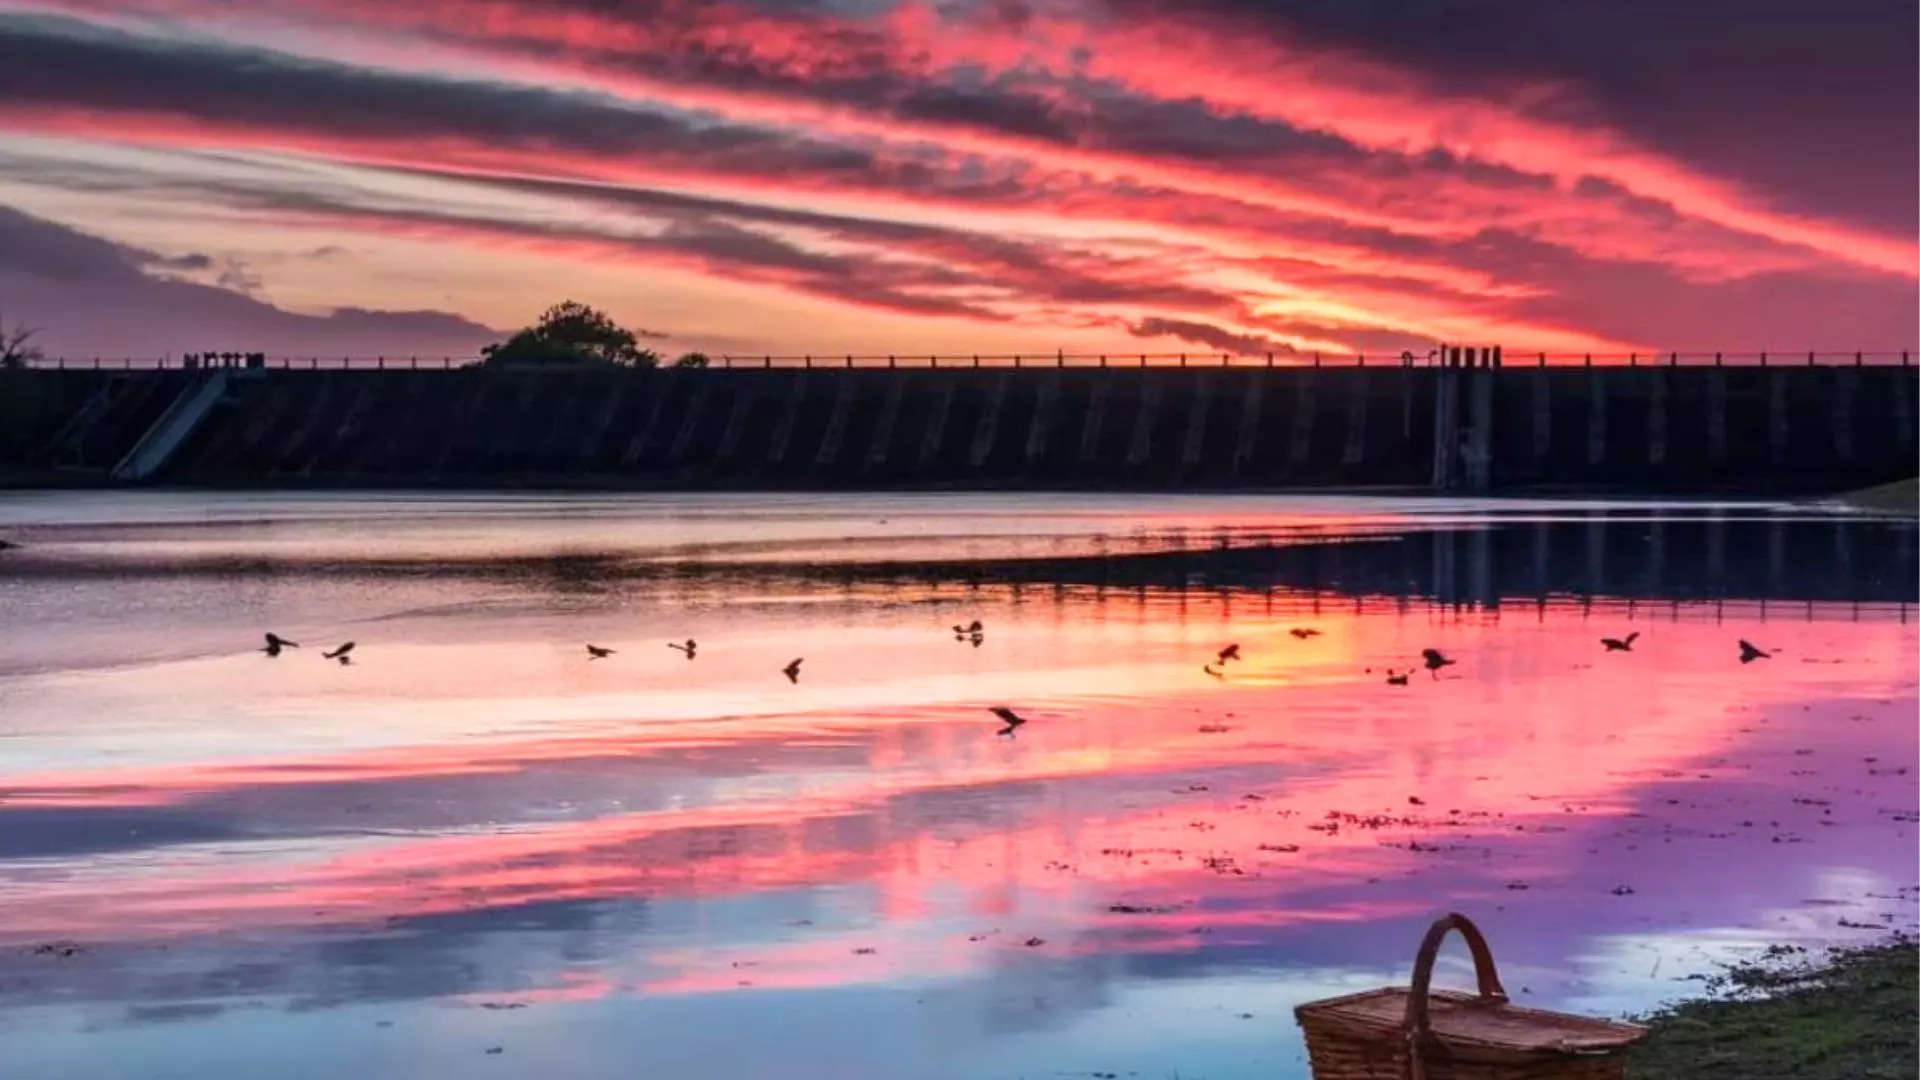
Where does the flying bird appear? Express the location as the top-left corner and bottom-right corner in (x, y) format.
(1289, 628), (1321, 640)
(1385, 670), (1410, 686)
(989, 705), (1026, 736)
(323, 642), (355, 661)
(668, 639), (697, 658)
(1738, 639), (1771, 664)
(1600, 632), (1639, 652)
(260, 632), (299, 657)
(1422, 648), (1455, 679)
(586, 644), (615, 659)
(1202, 663), (1225, 679)
(782, 658), (803, 683)
(1216, 644), (1240, 663)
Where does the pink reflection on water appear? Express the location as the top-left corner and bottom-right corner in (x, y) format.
(0, 595), (1910, 1004)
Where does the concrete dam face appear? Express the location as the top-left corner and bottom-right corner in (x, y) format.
(5, 364), (1914, 492)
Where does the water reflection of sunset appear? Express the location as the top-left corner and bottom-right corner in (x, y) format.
(1, 497), (1913, 1080)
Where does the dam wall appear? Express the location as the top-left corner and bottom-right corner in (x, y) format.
(3, 364), (1913, 492)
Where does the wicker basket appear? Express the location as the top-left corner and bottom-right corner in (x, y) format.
(1294, 913), (1646, 1080)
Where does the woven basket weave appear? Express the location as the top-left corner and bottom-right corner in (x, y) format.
(1294, 914), (1646, 1080)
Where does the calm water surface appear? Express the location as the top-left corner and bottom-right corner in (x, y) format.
(0, 492), (1914, 1079)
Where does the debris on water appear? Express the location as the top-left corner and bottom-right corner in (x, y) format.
(1506, 881), (1531, 890)
(477, 1002), (526, 1010)
(1023, 937), (1046, 947)
(1612, 885), (1636, 896)
(853, 947), (877, 955)
(1258, 843), (1301, 853)
(1197, 724), (1231, 733)
(1107, 903), (1178, 914)
(484, 1047), (503, 1055)
(1408, 796), (1425, 806)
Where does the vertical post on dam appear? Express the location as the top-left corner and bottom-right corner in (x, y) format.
(1586, 366), (1607, 470)
(1767, 372), (1789, 467)
(1464, 346), (1496, 492)
(1646, 368), (1668, 468)
(1707, 369), (1729, 468)
(1429, 346), (1460, 491)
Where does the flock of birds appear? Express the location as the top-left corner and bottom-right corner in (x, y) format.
(252, 623), (1777, 737)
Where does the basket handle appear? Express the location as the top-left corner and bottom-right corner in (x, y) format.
(1402, 913), (1508, 1080)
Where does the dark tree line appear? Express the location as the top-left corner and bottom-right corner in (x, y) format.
(483, 301), (707, 368)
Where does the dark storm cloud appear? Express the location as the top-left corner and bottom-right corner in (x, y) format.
(1456, 228), (1920, 349)
(152, 252), (215, 271)
(1127, 316), (1288, 355)
(1102, 0), (1920, 234)
(0, 146), (1248, 327)
(0, 10), (1396, 192)
(0, 12), (882, 178)
(0, 206), (500, 355)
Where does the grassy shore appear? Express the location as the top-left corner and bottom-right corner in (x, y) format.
(1629, 938), (1917, 1079)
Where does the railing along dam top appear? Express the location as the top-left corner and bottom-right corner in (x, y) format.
(15, 349), (1918, 372)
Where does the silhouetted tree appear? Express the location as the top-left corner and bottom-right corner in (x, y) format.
(0, 307), (43, 369)
(673, 351), (711, 369)
(482, 301), (659, 368)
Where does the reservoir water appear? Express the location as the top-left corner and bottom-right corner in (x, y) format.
(0, 492), (1913, 1079)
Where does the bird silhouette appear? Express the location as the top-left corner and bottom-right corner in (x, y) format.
(586, 644), (615, 659)
(989, 705), (1026, 736)
(1385, 670), (1410, 685)
(260, 633), (299, 657)
(323, 642), (355, 661)
(1202, 663), (1225, 679)
(1738, 639), (1771, 664)
(1422, 648), (1455, 679)
(1600, 632), (1639, 652)
(782, 658), (803, 683)
(1217, 644), (1240, 663)
(667, 639), (697, 659)
(1289, 628), (1321, 640)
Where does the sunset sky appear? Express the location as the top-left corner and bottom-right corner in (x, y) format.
(0, 0), (1914, 359)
